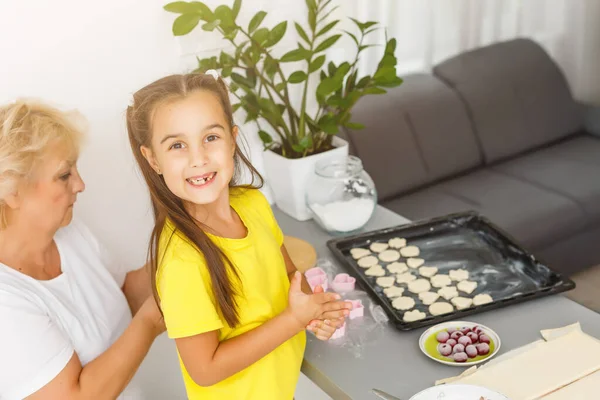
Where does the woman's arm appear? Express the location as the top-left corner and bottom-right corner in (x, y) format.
(175, 273), (349, 387)
(122, 264), (153, 315)
(281, 245), (312, 294)
(26, 297), (164, 400)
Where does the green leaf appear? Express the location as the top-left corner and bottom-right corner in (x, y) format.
(231, 103), (242, 113)
(316, 20), (339, 37)
(299, 135), (313, 149)
(317, 77), (343, 98)
(280, 48), (309, 62)
(221, 66), (233, 77)
(326, 95), (344, 107)
(318, 6), (338, 23)
(318, 0), (333, 12)
(362, 21), (378, 30)
(317, 114), (338, 134)
(288, 71), (307, 84)
(378, 77), (404, 88)
(275, 82), (286, 92)
(292, 144), (304, 153)
(320, 70), (327, 81)
(343, 30), (359, 47)
(224, 28), (239, 40)
(265, 21), (287, 47)
(229, 82), (239, 92)
(308, 7), (316, 31)
(386, 38), (397, 54)
(359, 44), (377, 52)
(258, 130), (274, 144)
(327, 61), (335, 76)
(305, 0), (317, 12)
(248, 11), (267, 33)
(164, 2), (200, 13)
(309, 55), (326, 73)
(214, 5), (234, 29)
(344, 121), (365, 130)
(356, 76), (371, 88)
(363, 87), (387, 95)
(252, 27), (269, 44)
(314, 34), (341, 52)
(295, 22), (310, 44)
(374, 66), (396, 81)
(219, 51), (235, 66)
(202, 19), (221, 31)
(264, 57), (279, 79)
(231, 72), (255, 89)
(364, 27), (381, 36)
(173, 14), (202, 36)
(232, 0), (241, 19)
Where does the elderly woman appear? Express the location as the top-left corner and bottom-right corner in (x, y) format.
(0, 99), (164, 399)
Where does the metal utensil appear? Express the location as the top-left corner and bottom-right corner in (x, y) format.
(372, 388), (402, 400)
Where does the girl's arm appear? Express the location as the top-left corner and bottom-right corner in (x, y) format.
(174, 273), (349, 387)
(26, 297), (164, 400)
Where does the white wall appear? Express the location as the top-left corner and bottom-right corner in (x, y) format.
(1, 0), (599, 398)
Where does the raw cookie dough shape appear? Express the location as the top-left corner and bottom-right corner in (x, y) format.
(438, 286), (459, 300)
(403, 310), (426, 322)
(419, 291), (440, 305)
(400, 245), (420, 257)
(392, 296), (416, 311)
(388, 237), (407, 249)
(365, 265), (386, 277)
(350, 248), (370, 259)
(378, 250), (401, 263)
(407, 258), (425, 268)
(473, 293), (493, 306)
(387, 262), (408, 274)
(408, 279), (432, 294)
(451, 296), (474, 310)
(429, 302), (454, 316)
(357, 255), (378, 268)
(449, 269), (469, 282)
(419, 266), (438, 278)
(370, 242), (389, 253)
(384, 285), (405, 298)
(457, 280), (478, 294)
(431, 274), (452, 288)
(376, 276), (396, 288)
(396, 272), (417, 284)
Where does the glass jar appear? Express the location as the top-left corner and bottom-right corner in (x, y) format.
(306, 155), (377, 235)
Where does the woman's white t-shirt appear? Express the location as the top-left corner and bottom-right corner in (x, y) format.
(0, 220), (140, 399)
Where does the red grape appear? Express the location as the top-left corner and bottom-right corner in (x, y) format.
(453, 352), (468, 362)
(447, 327), (458, 334)
(467, 332), (479, 342)
(465, 345), (478, 358)
(450, 331), (464, 340)
(479, 334), (491, 344)
(477, 343), (490, 355)
(472, 326), (483, 334)
(446, 338), (457, 347)
(452, 344), (465, 354)
(438, 343), (453, 357)
(458, 336), (472, 346)
(436, 331), (450, 343)
(460, 326), (471, 335)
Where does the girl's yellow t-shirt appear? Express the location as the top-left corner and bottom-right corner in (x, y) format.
(156, 188), (306, 400)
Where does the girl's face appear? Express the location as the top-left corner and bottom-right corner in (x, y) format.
(142, 90), (237, 210)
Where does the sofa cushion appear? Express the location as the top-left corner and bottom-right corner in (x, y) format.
(343, 73), (482, 201)
(492, 135), (600, 223)
(382, 169), (586, 250)
(433, 38), (583, 163)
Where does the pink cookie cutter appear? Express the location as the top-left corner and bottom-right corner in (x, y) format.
(349, 299), (364, 320)
(304, 267), (328, 291)
(331, 322), (346, 340)
(331, 273), (356, 293)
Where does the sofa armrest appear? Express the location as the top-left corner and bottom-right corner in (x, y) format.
(579, 102), (600, 136)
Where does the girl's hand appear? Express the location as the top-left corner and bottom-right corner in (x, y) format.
(306, 318), (342, 341)
(287, 272), (351, 329)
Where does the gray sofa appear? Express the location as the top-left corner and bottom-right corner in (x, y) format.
(341, 38), (600, 276)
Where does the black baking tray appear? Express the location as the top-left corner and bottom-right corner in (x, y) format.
(326, 211), (576, 331)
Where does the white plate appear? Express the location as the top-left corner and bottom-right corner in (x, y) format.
(409, 384), (510, 400)
(419, 320), (501, 367)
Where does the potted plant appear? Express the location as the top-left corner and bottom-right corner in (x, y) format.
(165, 0), (403, 220)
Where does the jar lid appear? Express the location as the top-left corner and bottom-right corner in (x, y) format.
(315, 155), (363, 178)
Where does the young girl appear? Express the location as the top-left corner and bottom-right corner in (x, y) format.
(126, 73), (352, 399)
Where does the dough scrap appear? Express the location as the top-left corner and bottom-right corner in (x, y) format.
(408, 279), (432, 294)
(357, 255), (378, 268)
(387, 262), (408, 274)
(396, 272), (416, 284)
(419, 266), (438, 278)
(350, 248), (370, 259)
(403, 310), (427, 322)
(392, 296), (415, 311)
(429, 302), (454, 316)
(383, 285), (405, 298)
(407, 258), (425, 268)
(457, 280), (478, 294)
(388, 237), (407, 249)
(451, 296), (474, 310)
(370, 242), (389, 253)
(365, 265), (386, 277)
(419, 291), (440, 305)
(473, 293), (493, 306)
(431, 274), (452, 288)
(376, 276), (396, 288)
(400, 245), (420, 257)
(378, 250), (401, 263)
(438, 286), (459, 300)
(449, 269), (469, 282)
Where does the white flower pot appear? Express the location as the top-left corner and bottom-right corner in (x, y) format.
(262, 136), (349, 221)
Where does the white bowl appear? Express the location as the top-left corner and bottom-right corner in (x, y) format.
(409, 384), (510, 400)
(418, 320), (501, 367)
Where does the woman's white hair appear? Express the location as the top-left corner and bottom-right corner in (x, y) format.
(0, 99), (84, 228)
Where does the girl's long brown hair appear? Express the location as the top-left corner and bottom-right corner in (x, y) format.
(126, 74), (263, 327)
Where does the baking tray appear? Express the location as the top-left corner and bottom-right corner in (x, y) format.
(326, 211), (575, 331)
